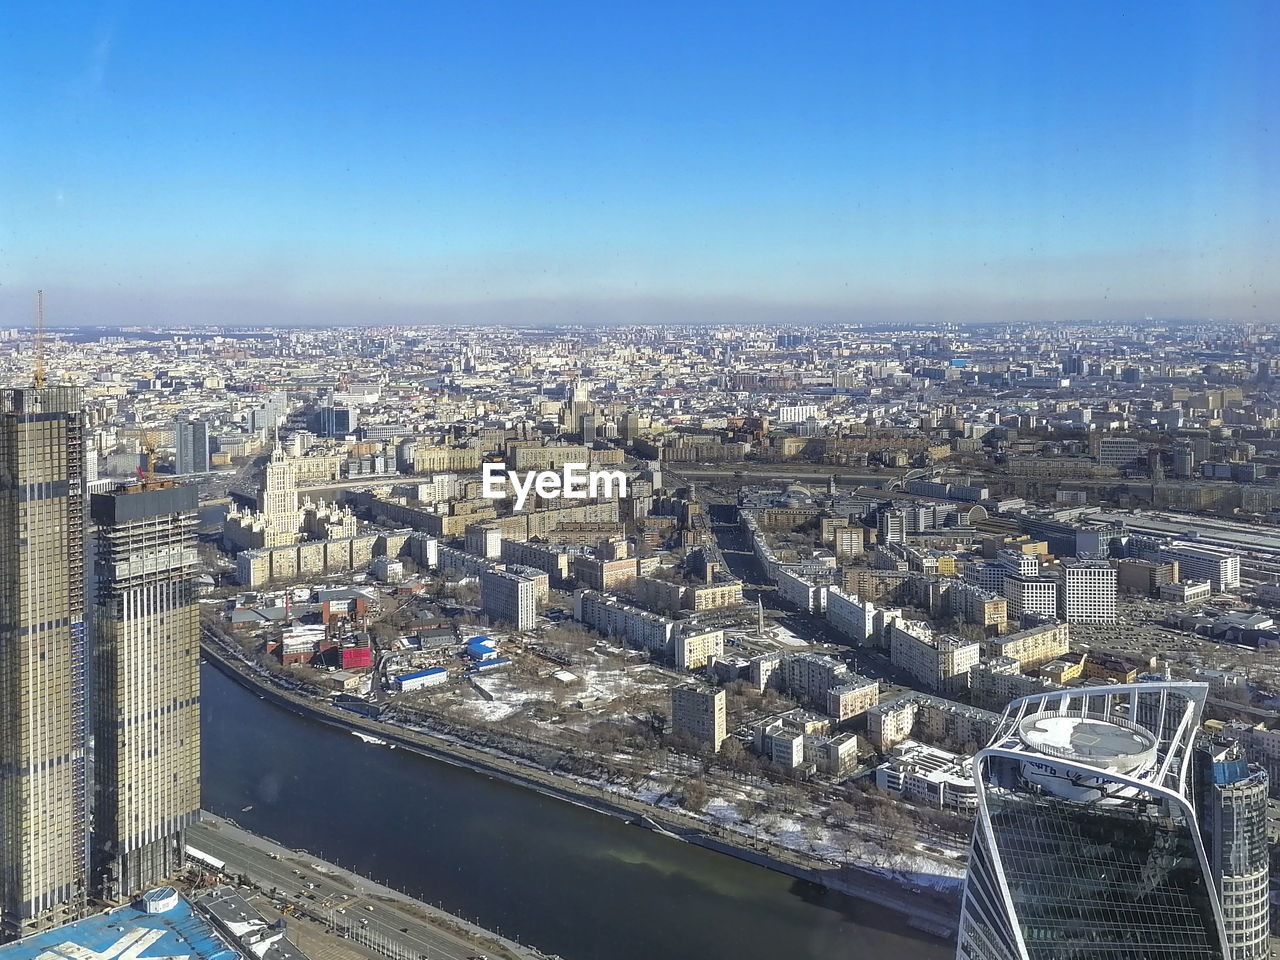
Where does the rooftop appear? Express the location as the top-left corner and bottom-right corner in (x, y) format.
(1017, 711), (1157, 775)
(0, 890), (236, 960)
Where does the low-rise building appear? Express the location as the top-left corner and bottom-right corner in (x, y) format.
(1161, 579), (1213, 604)
(874, 739), (977, 813)
(396, 667), (449, 692)
(827, 676), (880, 722)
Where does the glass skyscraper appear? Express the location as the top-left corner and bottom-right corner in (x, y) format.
(957, 683), (1228, 960)
(1194, 738), (1270, 960)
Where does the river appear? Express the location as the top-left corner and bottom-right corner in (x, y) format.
(200, 664), (952, 960)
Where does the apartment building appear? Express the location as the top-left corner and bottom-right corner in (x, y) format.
(889, 621), (980, 696)
(984, 620), (1070, 670)
(674, 628), (725, 672)
(672, 686), (727, 751)
(827, 676), (880, 722)
(480, 567), (539, 631)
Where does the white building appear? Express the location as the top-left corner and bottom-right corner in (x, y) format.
(574, 588), (674, 656)
(777, 403), (820, 424)
(465, 523), (503, 560)
(481, 567), (539, 631)
(1130, 535), (1241, 592)
(1057, 559), (1117, 624)
(826, 587), (878, 644)
(396, 667), (449, 692)
(776, 567), (828, 614)
(874, 739), (977, 813)
(1003, 575), (1059, 622)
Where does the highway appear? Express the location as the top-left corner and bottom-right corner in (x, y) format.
(189, 815), (539, 960)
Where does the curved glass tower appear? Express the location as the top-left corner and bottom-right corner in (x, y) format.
(957, 683), (1228, 960)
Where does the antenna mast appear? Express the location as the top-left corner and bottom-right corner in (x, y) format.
(34, 290), (46, 388)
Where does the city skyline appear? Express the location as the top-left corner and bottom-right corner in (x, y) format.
(2, 1), (1277, 327)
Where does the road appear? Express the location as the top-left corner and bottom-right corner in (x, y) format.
(190, 815), (537, 960)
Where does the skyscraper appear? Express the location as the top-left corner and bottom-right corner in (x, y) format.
(260, 445), (299, 543)
(174, 420), (210, 475)
(89, 482), (201, 901)
(1194, 739), (1270, 960)
(0, 387), (89, 939)
(957, 683), (1228, 960)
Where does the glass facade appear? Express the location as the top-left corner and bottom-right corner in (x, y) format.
(983, 764), (1222, 959)
(957, 684), (1229, 960)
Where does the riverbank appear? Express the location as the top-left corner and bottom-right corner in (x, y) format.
(200, 634), (960, 937)
(190, 812), (555, 960)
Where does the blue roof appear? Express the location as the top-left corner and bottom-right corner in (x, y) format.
(0, 892), (236, 960)
(400, 668), (447, 681)
(467, 636), (496, 646)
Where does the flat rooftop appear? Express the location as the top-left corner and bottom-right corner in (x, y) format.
(0, 892), (236, 960)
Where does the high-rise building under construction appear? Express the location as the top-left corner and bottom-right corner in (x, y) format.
(0, 387), (89, 939)
(89, 482), (201, 901)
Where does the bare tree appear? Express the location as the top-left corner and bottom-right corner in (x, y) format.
(681, 778), (710, 813)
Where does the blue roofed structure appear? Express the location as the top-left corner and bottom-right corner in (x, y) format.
(0, 889), (238, 960)
(0, 888), (308, 960)
(399, 668), (446, 682)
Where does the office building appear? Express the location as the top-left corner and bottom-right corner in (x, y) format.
(1002, 575), (1057, 622)
(0, 387), (89, 939)
(1194, 740), (1269, 960)
(174, 420), (210, 475)
(671, 686), (727, 751)
(1056, 559), (1117, 624)
(90, 483), (201, 900)
(1097, 436), (1145, 470)
(1129, 535), (1241, 593)
(957, 683), (1228, 960)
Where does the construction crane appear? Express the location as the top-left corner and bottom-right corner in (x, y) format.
(136, 429), (159, 485)
(33, 290), (45, 388)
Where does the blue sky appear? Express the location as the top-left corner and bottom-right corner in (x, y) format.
(1, 1), (1276, 326)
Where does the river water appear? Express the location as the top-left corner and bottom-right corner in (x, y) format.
(200, 664), (951, 960)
